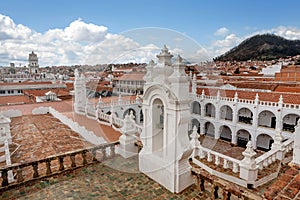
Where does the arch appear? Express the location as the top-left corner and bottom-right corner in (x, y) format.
(191, 118), (200, 133)
(219, 125), (232, 142)
(191, 101), (201, 115)
(139, 109), (144, 123)
(256, 134), (274, 151)
(236, 129), (251, 148)
(220, 105), (233, 121)
(237, 108), (253, 125)
(152, 98), (164, 153)
(205, 103), (216, 118)
(282, 113), (300, 132)
(258, 110), (276, 129)
(123, 108), (136, 120)
(204, 121), (215, 137)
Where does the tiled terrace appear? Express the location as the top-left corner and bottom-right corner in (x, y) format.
(7, 114), (93, 166)
(1, 155), (204, 200)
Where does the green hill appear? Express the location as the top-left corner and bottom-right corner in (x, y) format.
(214, 34), (300, 61)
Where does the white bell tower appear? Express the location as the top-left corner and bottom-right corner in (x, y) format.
(74, 69), (87, 114)
(139, 46), (193, 193)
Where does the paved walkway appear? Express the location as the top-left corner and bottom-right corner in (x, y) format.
(1, 155), (205, 200)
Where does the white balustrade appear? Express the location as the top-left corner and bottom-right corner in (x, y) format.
(195, 145), (240, 174)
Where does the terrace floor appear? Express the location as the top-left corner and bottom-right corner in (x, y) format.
(4, 114), (94, 167)
(1, 155), (206, 200)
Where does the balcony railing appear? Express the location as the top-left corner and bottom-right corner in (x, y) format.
(0, 141), (119, 191)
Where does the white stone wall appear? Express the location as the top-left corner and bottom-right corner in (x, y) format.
(190, 94), (300, 149)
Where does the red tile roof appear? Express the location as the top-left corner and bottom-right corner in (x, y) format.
(0, 95), (32, 105)
(113, 73), (145, 81)
(197, 87), (300, 104)
(23, 89), (70, 97)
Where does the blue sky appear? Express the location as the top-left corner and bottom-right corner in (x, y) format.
(0, 0), (300, 66)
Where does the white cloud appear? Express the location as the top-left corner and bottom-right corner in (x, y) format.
(255, 26), (300, 40)
(0, 14), (162, 66)
(214, 27), (229, 36)
(210, 34), (243, 57)
(209, 25), (300, 59)
(2, 13), (300, 66)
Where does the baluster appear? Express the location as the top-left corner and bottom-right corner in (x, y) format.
(233, 163), (238, 173)
(207, 152), (212, 162)
(70, 154), (76, 168)
(272, 154), (276, 162)
(101, 148), (107, 161)
(259, 163), (263, 170)
(1, 169), (8, 187)
(223, 159), (229, 169)
(81, 151), (88, 165)
(215, 155), (220, 165)
(91, 149), (97, 161)
(211, 185), (219, 199)
(193, 175), (200, 191)
(200, 178), (205, 192)
(268, 157), (272, 165)
(110, 145), (116, 158)
(46, 159), (52, 175)
(32, 162), (39, 178)
(58, 156), (64, 171)
(223, 190), (231, 200)
(199, 149), (205, 159)
(263, 160), (268, 167)
(16, 167), (24, 182)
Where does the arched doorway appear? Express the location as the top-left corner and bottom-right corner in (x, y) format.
(191, 101), (201, 115)
(220, 105), (233, 121)
(238, 108), (253, 125)
(191, 118), (200, 133)
(219, 125), (232, 142)
(205, 103), (216, 118)
(189, 119), (200, 140)
(152, 98), (164, 153)
(258, 110), (276, 129)
(256, 134), (274, 151)
(283, 114), (300, 132)
(123, 108), (136, 121)
(204, 121), (215, 137)
(236, 129), (251, 148)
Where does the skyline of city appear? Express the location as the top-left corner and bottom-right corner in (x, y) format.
(0, 1), (300, 66)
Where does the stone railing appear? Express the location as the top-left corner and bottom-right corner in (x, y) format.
(259, 101), (278, 107)
(282, 103), (300, 109)
(283, 138), (294, 151)
(191, 126), (294, 189)
(238, 99), (255, 104)
(256, 150), (277, 170)
(0, 141), (119, 191)
(99, 100), (139, 108)
(197, 146), (240, 174)
(192, 92), (300, 111)
(97, 110), (142, 135)
(191, 167), (263, 200)
(256, 138), (293, 171)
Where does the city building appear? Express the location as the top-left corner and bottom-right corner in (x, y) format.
(28, 51), (39, 74)
(0, 46), (300, 199)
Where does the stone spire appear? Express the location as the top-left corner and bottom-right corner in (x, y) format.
(156, 45), (173, 66)
(192, 73), (197, 94)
